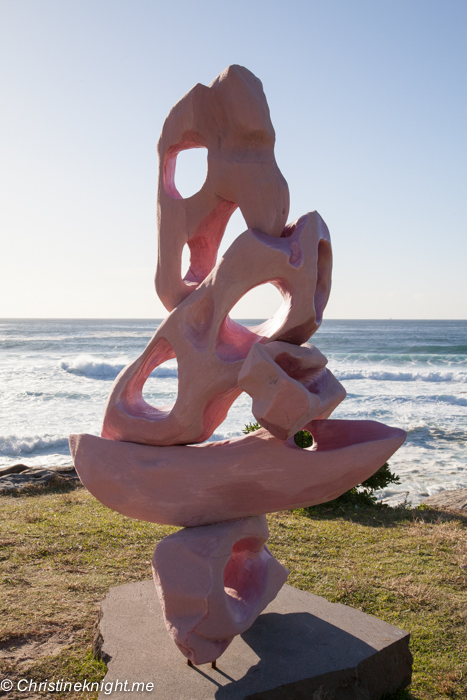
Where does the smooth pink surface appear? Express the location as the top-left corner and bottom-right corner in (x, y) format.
(70, 419), (406, 528)
(101, 212), (333, 447)
(238, 341), (346, 440)
(152, 516), (289, 664)
(156, 65), (290, 312)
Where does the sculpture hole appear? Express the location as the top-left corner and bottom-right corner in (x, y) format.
(216, 283), (289, 362)
(218, 208), (248, 258)
(173, 147), (208, 199)
(181, 244), (190, 279)
(142, 357), (179, 407)
(230, 283), (284, 324)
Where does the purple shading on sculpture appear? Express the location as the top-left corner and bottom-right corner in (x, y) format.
(69, 65), (406, 666)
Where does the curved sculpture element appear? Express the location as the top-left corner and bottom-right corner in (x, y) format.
(70, 419), (406, 528)
(238, 341), (346, 440)
(152, 516), (289, 664)
(102, 212), (333, 446)
(156, 64), (290, 312)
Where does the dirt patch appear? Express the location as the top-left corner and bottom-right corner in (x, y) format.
(0, 631), (75, 671)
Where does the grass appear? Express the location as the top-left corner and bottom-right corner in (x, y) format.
(1, 481), (466, 699)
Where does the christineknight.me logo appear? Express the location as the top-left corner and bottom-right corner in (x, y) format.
(1, 678), (155, 694)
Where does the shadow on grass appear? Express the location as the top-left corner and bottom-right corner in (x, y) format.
(382, 690), (421, 700)
(299, 501), (467, 529)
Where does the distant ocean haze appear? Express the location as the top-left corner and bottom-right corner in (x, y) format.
(1, 318), (466, 506)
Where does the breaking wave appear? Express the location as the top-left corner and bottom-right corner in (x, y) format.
(60, 355), (128, 379)
(334, 368), (467, 383)
(0, 435), (69, 456)
(60, 355), (178, 380)
(435, 395), (467, 407)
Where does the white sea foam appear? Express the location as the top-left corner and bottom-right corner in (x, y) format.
(0, 434), (69, 456)
(60, 355), (178, 380)
(60, 355), (128, 379)
(435, 395), (467, 407)
(147, 366), (178, 379)
(334, 368), (467, 383)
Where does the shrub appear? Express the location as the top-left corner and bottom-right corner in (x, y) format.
(243, 421), (262, 434)
(242, 423), (314, 449)
(332, 462), (400, 506)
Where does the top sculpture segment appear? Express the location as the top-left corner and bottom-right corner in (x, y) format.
(156, 65), (290, 312)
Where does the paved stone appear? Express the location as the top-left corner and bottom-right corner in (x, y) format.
(94, 581), (412, 699)
(422, 489), (467, 513)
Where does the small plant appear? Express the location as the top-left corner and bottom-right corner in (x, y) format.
(243, 422), (400, 507)
(243, 422), (314, 448)
(243, 422), (262, 434)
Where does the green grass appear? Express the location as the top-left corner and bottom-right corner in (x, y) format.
(1, 482), (466, 699)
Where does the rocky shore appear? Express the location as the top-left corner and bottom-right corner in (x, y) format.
(422, 488), (467, 513)
(0, 463), (80, 492)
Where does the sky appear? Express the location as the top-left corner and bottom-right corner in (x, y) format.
(1, 0), (466, 319)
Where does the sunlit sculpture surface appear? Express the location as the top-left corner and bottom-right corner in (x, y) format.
(70, 65), (406, 666)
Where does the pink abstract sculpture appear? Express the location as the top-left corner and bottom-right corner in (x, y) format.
(69, 65), (406, 666)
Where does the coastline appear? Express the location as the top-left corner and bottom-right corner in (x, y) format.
(1, 318), (466, 505)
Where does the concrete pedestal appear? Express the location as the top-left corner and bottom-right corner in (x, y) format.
(94, 581), (412, 699)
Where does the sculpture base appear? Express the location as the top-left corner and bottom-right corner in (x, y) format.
(94, 581), (412, 699)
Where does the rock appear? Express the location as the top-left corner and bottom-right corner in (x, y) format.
(0, 468), (57, 491)
(422, 489), (467, 512)
(0, 464), (30, 476)
(0, 465), (79, 492)
(94, 580), (412, 700)
(48, 465), (79, 479)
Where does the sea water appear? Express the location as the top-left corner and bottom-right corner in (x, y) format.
(1, 318), (466, 505)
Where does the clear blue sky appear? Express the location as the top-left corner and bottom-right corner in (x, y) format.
(1, 0), (466, 319)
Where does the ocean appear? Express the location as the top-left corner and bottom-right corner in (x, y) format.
(1, 318), (466, 506)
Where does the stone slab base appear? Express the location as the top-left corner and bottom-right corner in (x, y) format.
(94, 581), (412, 699)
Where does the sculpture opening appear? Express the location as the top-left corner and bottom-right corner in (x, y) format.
(229, 282), (284, 328)
(173, 146), (208, 199)
(142, 356), (178, 407)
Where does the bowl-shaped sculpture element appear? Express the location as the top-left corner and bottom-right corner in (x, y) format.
(70, 420), (405, 528)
